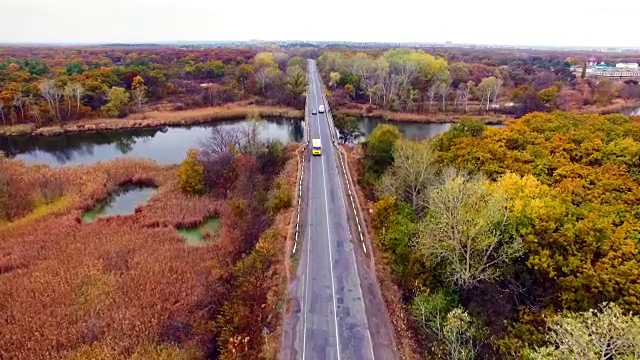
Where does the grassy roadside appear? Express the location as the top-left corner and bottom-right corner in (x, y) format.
(0, 103), (303, 137)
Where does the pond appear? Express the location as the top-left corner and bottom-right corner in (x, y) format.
(622, 107), (640, 116)
(177, 217), (221, 246)
(353, 117), (505, 142)
(0, 117), (303, 167)
(82, 185), (156, 222)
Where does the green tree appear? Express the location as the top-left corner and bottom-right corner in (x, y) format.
(449, 61), (471, 88)
(415, 168), (524, 288)
(101, 86), (130, 118)
(334, 114), (362, 143)
(344, 83), (355, 99)
(287, 56), (305, 70)
(285, 66), (306, 105)
(435, 118), (486, 152)
(65, 62), (84, 75)
(372, 195), (419, 285)
(364, 124), (401, 182)
(412, 289), (459, 339)
(178, 149), (206, 195)
(537, 86), (559, 109)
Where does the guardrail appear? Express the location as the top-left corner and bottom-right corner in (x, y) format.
(316, 72), (368, 255)
(291, 72), (311, 256)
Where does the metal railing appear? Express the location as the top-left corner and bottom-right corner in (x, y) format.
(291, 76), (311, 255)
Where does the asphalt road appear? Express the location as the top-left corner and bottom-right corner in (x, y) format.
(280, 61), (397, 360)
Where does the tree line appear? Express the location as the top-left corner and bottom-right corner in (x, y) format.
(0, 47), (308, 125)
(317, 48), (640, 117)
(359, 113), (640, 359)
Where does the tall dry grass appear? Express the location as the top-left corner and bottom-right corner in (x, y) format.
(0, 158), (244, 359)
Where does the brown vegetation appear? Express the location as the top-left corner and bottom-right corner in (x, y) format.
(0, 46), (309, 128)
(0, 141), (297, 359)
(0, 103), (303, 136)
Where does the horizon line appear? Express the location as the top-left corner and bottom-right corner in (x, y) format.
(0, 39), (639, 50)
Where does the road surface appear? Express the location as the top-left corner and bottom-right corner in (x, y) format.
(280, 61), (397, 360)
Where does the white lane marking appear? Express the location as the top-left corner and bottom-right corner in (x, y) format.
(317, 66), (376, 359)
(301, 76), (316, 360)
(313, 66), (342, 360)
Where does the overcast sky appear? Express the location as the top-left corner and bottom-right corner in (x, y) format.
(2, 0), (639, 47)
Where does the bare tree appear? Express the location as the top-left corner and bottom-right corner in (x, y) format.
(39, 79), (61, 120)
(64, 83), (84, 117)
(254, 67), (269, 93)
(199, 120), (261, 157)
(527, 303), (640, 359)
(12, 93), (26, 121)
(63, 84), (73, 119)
(414, 168), (524, 288)
(457, 81), (474, 114)
(427, 81), (440, 113)
(378, 138), (438, 216)
(0, 99), (5, 124)
(27, 97), (42, 125)
(477, 77), (503, 113)
(439, 80), (452, 112)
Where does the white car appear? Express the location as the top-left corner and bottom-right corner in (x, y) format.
(318, 105), (325, 113)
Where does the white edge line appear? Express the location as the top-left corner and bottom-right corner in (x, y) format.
(314, 67), (342, 360)
(318, 66), (375, 359)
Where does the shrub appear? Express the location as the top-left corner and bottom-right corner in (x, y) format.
(266, 184), (292, 215)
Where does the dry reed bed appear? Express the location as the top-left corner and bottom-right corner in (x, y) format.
(0, 158), (240, 359)
(0, 104), (304, 137)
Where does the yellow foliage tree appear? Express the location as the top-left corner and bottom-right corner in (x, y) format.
(177, 149), (205, 195)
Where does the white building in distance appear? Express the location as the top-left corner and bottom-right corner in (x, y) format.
(616, 63), (639, 70)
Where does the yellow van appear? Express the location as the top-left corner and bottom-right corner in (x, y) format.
(312, 138), (321, 156)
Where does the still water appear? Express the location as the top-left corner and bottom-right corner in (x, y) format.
(0, 117), (506, 166)
(178, 217), (221, 246)
(357, 118), (453, 140)
(354, 118), (505, 142)
(0, 118), (304, 167)
(622, 107), (640, 116)
(82, 185), (156, 222)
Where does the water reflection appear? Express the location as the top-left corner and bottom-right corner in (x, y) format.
(622, 107), (640, 116)
(0, 118), (303, 167)
(82, 185), (156, 222)
(357, 118), (453, 141)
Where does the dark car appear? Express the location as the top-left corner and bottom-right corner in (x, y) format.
(311, 109), (317, 115)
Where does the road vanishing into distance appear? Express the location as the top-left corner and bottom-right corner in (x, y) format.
(280, 61), (397, 360)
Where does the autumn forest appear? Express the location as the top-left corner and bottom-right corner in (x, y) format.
(1, 43), (640, 360)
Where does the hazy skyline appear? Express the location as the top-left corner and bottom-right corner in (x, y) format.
(2, 0), (640, 47)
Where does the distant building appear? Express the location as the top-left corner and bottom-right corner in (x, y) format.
(579, 58), (640, 79)
(616, 62), (639, 70)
